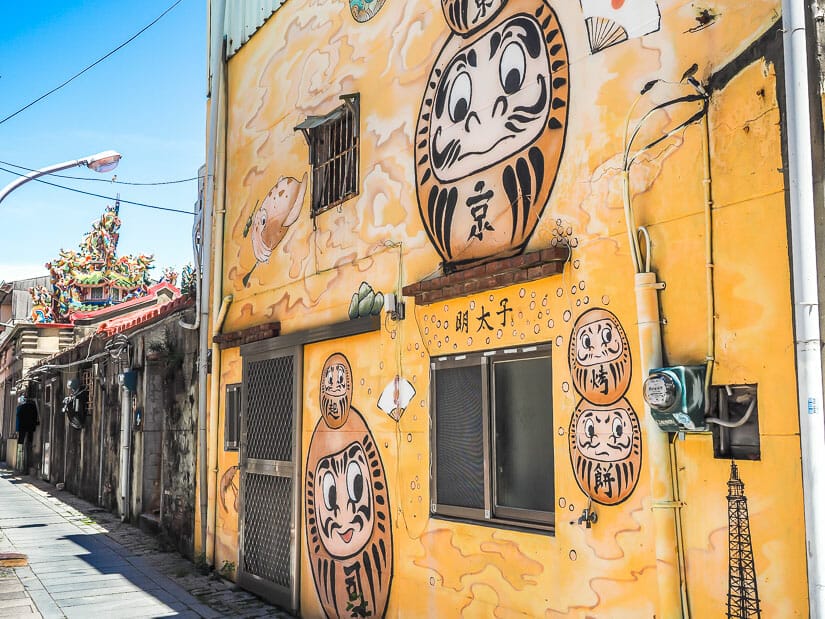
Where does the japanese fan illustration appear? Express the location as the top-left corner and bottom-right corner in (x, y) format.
(580, 0), (661, 53)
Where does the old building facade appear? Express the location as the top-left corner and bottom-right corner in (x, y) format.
(198, 0), (825, 616)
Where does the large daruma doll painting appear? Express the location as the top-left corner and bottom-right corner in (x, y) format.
(415, 0), (569, 270)
(306, 354), (393, 618)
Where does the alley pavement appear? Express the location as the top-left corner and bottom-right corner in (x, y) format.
(0, 466), (295, 618)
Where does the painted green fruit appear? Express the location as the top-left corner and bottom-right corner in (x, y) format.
(348, 293), (360, 320)
(371, 292), (384, 315)
(358, 291), (375, 316)
(358, 282), (372, 301)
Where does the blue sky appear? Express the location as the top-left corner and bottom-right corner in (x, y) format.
(0, 0), (205, 282)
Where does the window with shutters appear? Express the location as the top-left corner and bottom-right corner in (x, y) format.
(295, 94), (360, 217)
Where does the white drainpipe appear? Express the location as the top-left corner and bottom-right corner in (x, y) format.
(119, 385), (132, 521)
(199, 0), (226, 561)
(781, 0), (825, 613)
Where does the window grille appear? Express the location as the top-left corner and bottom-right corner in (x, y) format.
(225, 383), (242, 451)
(430, 344), (554, 530)
(90, 288), (103, 300)
(82, 368), (95, 408)
(295, 94), (360, 217)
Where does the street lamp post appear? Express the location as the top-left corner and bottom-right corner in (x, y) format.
(0, 150), (122, 206)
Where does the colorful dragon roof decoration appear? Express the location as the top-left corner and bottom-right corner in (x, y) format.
(29, 201), (162, 323)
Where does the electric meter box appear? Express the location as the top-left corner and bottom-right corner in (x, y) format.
(643, 365), (707, 432)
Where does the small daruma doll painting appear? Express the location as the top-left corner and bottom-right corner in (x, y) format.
(568, 308), (632, 406)
(415, 0), (569, 270)
(568, 398), (642, 505)
(306, 353), (393, 618)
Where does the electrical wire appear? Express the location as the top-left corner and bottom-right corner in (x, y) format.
(0, 164), (194, 215)
(0, 0), (185, 127)
(0, 159), (201, 186)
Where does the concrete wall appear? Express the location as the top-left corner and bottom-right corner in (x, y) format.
(30, 311), (198, 555)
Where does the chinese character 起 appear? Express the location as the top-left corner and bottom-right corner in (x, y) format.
(344, 562), (370, 617)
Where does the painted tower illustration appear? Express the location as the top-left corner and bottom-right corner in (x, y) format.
(726, 461), (761, 618)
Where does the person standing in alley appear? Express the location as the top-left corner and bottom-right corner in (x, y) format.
(15, 395), (39, 472)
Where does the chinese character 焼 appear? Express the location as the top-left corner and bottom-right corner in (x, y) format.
(591, 365), (610, 396)
(467, 181), (495, 241)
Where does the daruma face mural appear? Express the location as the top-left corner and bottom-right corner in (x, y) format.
(569, 308), (631, 405)
(415, 0), (569, 269)
(320, 353), (354, 430)
(441, 0), (506, 34)
(569, 398), (641, 505)
(306, 353), (392, 618)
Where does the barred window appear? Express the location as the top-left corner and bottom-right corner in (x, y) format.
(296, 94), (360, 217)
(430, 344), (554, 531)
(82, 368), (95, 408)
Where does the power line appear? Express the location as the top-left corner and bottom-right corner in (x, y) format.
(0, 159), (201, 186)
(0, 0), (185, 127)
(0, 164), (195, 215)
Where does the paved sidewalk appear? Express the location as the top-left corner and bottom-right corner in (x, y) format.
(0, 467), (294, 618)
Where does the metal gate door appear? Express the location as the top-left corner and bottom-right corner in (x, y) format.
(239, 346), (302, 612)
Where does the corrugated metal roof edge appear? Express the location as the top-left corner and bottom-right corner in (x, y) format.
(224, 0), (286, 59)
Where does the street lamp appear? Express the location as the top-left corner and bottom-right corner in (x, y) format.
(0, 150), (122, 206)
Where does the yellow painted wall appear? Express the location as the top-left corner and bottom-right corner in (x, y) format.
(208, 0), (809, 615)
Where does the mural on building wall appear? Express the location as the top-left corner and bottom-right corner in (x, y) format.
(220, 465), (240, 513)
(306, 353), (393, 618)
(415, 0), (569, 270)
(580, 0), (661, 54)
(567, 307), (639, 505)
(568, 397), (641, 505)
(242, 174), (307, 287)
(568, 308), (631, 406)
(376, 376), (415, 421)
(349, 0), (386, 22)
(726, 461), (761, 618)
(349, 282), (384, 320)
(219, 0), (810, 613)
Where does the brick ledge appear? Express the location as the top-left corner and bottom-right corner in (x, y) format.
(213, 321), (281, 349)
(402, 247), (570, 305)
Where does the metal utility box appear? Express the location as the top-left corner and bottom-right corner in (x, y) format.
(643, 365), (707, 432)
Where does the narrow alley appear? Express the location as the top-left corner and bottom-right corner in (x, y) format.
(0, 467), (292, 618)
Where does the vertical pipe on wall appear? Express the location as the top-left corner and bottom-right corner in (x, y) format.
(199, 0), (226, 561)
(119, 385), (131, 521)
(97, 379), (106, 505)
(781, 0), (825, 613)
(204, 45), (230, 566)
(635, 271), (687, 618)
(207, 295), (232, 565)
